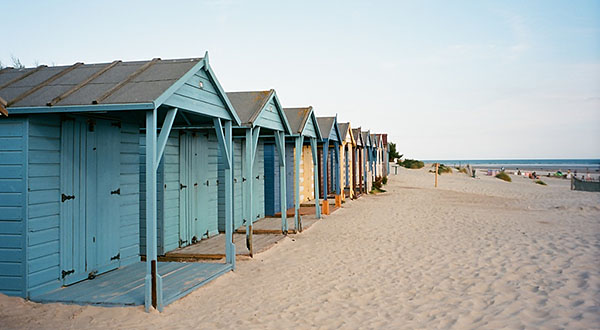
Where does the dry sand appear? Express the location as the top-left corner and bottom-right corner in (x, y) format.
(1, 167), (599, 329)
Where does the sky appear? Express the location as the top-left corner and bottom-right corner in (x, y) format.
(2, 0), (599, 159)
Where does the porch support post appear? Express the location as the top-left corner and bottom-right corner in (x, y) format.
(363, 147), (368, 193)
(145, 108), (163, 312)
(244, 128), (254, 257)
(274, 131), (287, 234)
(335, 141), (341, 195)
(214, 118), (235, 268)
(310, 138), (321, 219)
(294, 135), (304, 231)
(322, 140), (329, 214)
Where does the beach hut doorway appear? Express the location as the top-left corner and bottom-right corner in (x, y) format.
(178, 131), (211, 247)
(60, 118), (121, 285)
(264, 143), (294, 216)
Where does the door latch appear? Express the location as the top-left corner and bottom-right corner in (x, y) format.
(110, 188), (120, 195)
(61, 269), (74, 278)
(180, 183), (187, 190)
(110, 253), (120, 261)
(88, 271), (98, 280)
(61, 194), (75, 202)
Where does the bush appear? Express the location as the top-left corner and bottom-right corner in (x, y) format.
(398, 158), (424, 169)
(495, 171), (512, 182)
(458, 167), (468, 174)
(382, 176), (388, 185)
(436, 164), (452, 175)
(535, 180), (547, 186)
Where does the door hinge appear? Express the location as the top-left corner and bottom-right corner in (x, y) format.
(215, 180), (219, 186)
(180, 183), (187, 190)
(61, 269), (74, 278)
(87, 119), (95, 132)
(110, 188), (120, 195)
(110, 253), (120, 261)
(179, 239), (188, 247)
(61, 193), (75, 202)
(204, 180), (209, 186)
(256, 175), (260, 180)
(242, 177), (247, 182)
(234, 178), (237, 183)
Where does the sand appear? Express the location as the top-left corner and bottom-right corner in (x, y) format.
(1, 166), (599, 329)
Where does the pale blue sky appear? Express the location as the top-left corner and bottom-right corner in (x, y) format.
(2, 0), (599, 159)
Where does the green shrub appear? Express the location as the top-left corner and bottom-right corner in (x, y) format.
(398, 159), (424, 169)
(495, 171), (512, 182)
(437, 164), (452, 175)
(535, 180), (547, 186)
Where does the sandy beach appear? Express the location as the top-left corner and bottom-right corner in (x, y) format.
(1, 166), (599, 329)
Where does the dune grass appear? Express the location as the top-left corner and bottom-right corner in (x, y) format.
(495, 171), (512, 182)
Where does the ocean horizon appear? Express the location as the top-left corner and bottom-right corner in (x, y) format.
(421, 159), (600, 171)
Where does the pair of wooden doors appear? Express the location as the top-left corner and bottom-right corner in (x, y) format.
(60, 118), (121, 285)
(178, 131), (210, 247)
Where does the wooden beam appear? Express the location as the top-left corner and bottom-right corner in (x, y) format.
(223, 120), (235, 267)
(245, 128), (254, 257)
(310, 138), (321, 219)
(251, 126), (261, 164)
(0, 96), (7, 116)
(213, 118), (231, 170)
(47, 60), (121, 106)
(0, 65), (47, 91)
(155, 108), (178, 169)
(7, 63), (83, 107)
(93, 58), (159, 104)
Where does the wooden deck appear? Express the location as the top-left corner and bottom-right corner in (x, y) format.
(268, 206), (318, 218)
(162, 233), (285, 260)
(31, 261), (232, 307)
(235, 215), (320, 234)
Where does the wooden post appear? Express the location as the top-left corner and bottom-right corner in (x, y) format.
(435, 163), (439, 188)
(294, 136), (304, 231)
(244, 129), (253, 257)
(310, 138), (321, 219)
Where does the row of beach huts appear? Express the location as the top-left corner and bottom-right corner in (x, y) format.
(0, 54), (390, 311)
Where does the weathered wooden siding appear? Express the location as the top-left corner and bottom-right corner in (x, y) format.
(0, 117), (27, 297)
(26, 115), (61, 296)
(118, 123), (140, 265)
(253, 142), (265, 221)
(163, 68), (231, 120)
(254, 98), (284, 132)
(300, 145), (314, 203)
(218, 139), (243, 232)
(302, 118), (317, 139)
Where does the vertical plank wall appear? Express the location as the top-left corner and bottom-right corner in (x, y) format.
(0, 117), (27, 297)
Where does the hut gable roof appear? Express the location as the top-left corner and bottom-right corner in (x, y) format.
(283, 106), (322, 139)
(362, 130), (371, 147)
(352, 128), (363, 147)
(0, 54), (240, 124)
(316, 116), (342, 143)
(226, 89), (291, 133)
(338, 122), (356, 145)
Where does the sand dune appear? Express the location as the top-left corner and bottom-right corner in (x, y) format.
(1, 167), (599, 329)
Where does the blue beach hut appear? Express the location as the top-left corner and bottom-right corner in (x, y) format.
(316, 116), (342, 214)
(361, 130), (373, 192)
(352, 127), (365, 196)
(283, 107), (323, 230)
(223, 90), (292, 256)
(0, 54), (239, 312)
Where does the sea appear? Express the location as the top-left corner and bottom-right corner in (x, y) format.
(422, 159), (600, 173)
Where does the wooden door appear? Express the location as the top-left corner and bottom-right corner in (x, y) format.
(60, 118), (120, 285)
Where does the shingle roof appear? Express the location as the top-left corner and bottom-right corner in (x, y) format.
(226, 90), (273, 125)
(352, 128), (362, 143)
(338, 122), (349, 139)
(283, 107), (311, 134)
(0, 58), (201, 108)
(317, 117), (335, 140)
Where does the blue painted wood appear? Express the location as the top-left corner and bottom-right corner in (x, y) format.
(254, 99), (284, 131)
(263, 143), (277, 216)
(31, 261), (231, 307)
(285, 142), (294, 210)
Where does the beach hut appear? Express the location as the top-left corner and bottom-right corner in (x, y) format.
(316, 116), (343, 214)
(381, 133), (389, 177)
(223, 90), (292, 256)
(375, 134), (384, 179)
(0, 55), (239, 312)
(361, 130), (373, 191)
(351, 128), (365, 196)
(283, 107), (323, 230)
(337, 122), (356, 201)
